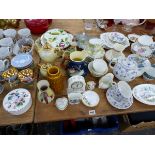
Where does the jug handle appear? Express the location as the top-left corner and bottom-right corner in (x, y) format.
(109, 59), (117, 69)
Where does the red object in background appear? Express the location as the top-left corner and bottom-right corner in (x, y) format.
(24, 19), (52, 34)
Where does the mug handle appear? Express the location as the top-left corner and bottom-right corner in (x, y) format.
(3, 59), (10, 69)
(109, 58), (117, 69)
(111, 81), (117, 86)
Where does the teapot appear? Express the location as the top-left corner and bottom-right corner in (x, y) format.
(0, 59), (10, 72)
(109, 57), (139, 82)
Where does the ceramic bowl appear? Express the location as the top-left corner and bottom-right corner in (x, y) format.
(88, 61), (108, 77)
(92, 59), (107, 73)
(143, 65), (155, 80)
(13, 38), (34, 55)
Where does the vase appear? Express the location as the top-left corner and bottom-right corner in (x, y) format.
(47, 66), (64, 94)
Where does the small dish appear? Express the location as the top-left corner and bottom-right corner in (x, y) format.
(11, 54), (33, 69)
(55, 97), (68, 110)
(82, 90), (100, 107)
(128, 34), (140, 42)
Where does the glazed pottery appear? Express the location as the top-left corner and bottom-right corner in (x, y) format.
(86, 81), (96, 90)
(82, 90), (100, 107)
(109, 57), (139, 82)
(47, 66), (63, 94)
(0, 59), (10, 72)
(67, 75), (86, 93)
(41, 28), (73, 49)
(143, 66), (155, 80)
(106, 81), (133, 109)
(68, 92), (82, 105)
(13, 38), (34, 55)
(0, 37), (14, 48)
(138, 35), (153, 46)
(39, 63), (52, 77)
(18, 28), (31, 39)
(67, 51), (88, 77)
(38, 45), (62, 63)
(133, 84), (155, 105)
(128, 34), (140, 42)
(3, 88), (32, 115)
(37, 80), (55, 104)
(11, 54), (33, 69)
(55, 97), (68, 110)
(105, 49), (125, 62)
(128, 54), (151, 76)
(0, 47), (11, 59)
(3, 29), (16, 40)
(99, 73), (116, 89)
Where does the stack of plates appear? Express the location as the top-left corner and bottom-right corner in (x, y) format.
(100, 32), (130, 49)
(11, 54), (33, 69)
(41, 28), (73, 49)
(3, 88), (32, 115)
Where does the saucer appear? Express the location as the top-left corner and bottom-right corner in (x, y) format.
(106, 87), (133, 109)
(105, 49), (125, 62)
(11, 54), (33, 69)
(82, 90), (100, 107)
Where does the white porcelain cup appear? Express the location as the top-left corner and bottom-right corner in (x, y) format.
(0, 47), (11, 59)
(18, 28), (31, 39)
(3, 29), (16, 40)
(0, 59), (10, 72)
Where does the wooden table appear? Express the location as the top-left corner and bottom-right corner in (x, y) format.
(0, 19), (155, 126)
(34, 19), (155, 123)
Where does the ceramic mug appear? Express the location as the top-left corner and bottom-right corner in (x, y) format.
(0, 59), (10, 72)
(67, 51), (88, 77)
(0, 47), (11, 59)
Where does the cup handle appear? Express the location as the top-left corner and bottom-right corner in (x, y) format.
(4, 59), (9, 68)
(109, 59), (117, 69)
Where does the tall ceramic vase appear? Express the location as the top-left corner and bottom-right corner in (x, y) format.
(47, 66), (64, 94)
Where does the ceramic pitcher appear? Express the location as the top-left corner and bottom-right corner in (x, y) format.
(67, 51), (88, 77)
(0, 59), (10, 72)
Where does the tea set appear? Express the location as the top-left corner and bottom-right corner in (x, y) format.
(1, 26), (155, 116)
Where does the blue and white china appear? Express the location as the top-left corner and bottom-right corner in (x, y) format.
(11, 54), (33, 69)
(131, 42), (152, 58)
(128, 34), (140, 43)
(106, 81), (133, 109)
(143, 65), (155, 80)
(109, 57), (139, 82)
(0, 47), (11, 59)
(100, 32), (130, 49)
(3, 29), (16, 40)
(128, 54), (151, 76)
(13, 38), (34, 55)
(67, 51), (88, 77)
(0, 59), (10, 72)
(133, 84), (155, 105)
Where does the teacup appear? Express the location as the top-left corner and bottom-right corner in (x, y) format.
(18, 28), (31, 39)
(143, 65), (155, 80)
(0, 47), (11, 59)
(99, 73), (116, 89)
(3, 29), (16, 40)
(0, 38), (14, 53)
(87, 81), (96, 90)
(109, 81), (132, 102)
(0, 59), (10, 72)
(67, 51), (88, 76)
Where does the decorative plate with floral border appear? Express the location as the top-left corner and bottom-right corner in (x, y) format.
(133, 84), (155, 105)
(41, 28), (73, 49)
(3, 88), (32, 115)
